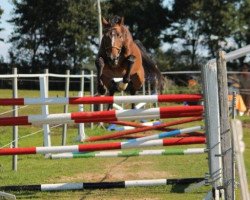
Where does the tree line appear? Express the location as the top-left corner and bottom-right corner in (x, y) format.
(0, 0), (249, 75)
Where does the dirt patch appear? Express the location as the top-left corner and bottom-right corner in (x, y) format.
(53, 158), (173, 183)
(242, 122), (250, 129)
(53, 173), (106, 183)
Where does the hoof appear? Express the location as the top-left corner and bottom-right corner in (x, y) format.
(117, 82), (128, 91)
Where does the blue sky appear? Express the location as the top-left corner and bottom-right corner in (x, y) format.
(0, 0), (13, 61)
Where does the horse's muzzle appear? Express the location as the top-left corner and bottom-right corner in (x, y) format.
(114, 58), (119, 66)
(109, 57), (119, 67)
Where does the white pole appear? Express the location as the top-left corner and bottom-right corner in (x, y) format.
(62, 70), (70, 145)
(12, 67), (18, 171)
(90, 70), (94, 129)
(80, 70), (85, 94)
(78, 91), (85, 142)
(40, 73), (51, 147)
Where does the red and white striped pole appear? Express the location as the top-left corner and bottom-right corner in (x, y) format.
(0, 94), (202, 106)
(0, 106), (203, 126)
(0, 137), (206, 156)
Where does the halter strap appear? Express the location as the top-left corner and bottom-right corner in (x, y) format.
(105, 46), (122, 51)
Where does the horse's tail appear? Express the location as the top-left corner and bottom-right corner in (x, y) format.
(135, 40), (166, 94)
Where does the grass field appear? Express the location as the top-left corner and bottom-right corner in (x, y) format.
(0, 89), (249, 200)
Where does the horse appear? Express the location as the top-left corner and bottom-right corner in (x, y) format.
(135, 40), (166, 95)
(95, 16), (165, 110)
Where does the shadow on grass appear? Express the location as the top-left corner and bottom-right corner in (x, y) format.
(171, 183), (210, 194)
(15, 191), (40, 199)
(170, 184), (189, 193)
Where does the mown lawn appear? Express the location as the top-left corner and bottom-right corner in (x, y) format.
(0, 89), (249, 200)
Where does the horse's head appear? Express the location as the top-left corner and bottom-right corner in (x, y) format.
(102, 16), (125, 66)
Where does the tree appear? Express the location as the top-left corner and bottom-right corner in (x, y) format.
(164, 0), (239, 62)
(241, 0), (250, 45)
(155, 48), (207, 72)
(0, 6), (3, 42)
(9, 0), (99, 73)
(232, 0), (250, 64)
(103, 0), (171, 51)
(200, 0), (239, 57)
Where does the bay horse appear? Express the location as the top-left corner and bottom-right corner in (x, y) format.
(95, 16), (165, 109)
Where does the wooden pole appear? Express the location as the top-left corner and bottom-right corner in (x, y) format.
(216, 50), (234, 200)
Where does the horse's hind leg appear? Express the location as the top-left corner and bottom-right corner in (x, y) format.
(151, 77), (159, 108)
(128, 82), (137, 109)
(95, 57), (106, 95)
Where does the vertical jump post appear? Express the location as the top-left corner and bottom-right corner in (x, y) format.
(40, 70), (51, 147)
(202, 59), (223, 199)
(62, 69), (70, 145)
(12, 67), (18, 171)
(217, 50), (234, 200)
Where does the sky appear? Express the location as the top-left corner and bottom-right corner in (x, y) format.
(0, 0), (13, 62)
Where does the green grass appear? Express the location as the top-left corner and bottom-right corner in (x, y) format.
(0, 89), (249, 199)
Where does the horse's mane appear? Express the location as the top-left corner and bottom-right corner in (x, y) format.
(121, 25), (134, 58)
(134, 40), (166, 94)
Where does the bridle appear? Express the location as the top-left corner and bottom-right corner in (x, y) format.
(104, 28), (124, 60)
(105, 45), (122, 53)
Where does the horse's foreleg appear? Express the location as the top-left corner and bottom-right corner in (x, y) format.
(123, 55), (135, 83)
(95, 57), (106, 95)
(107, 82), (117, 110)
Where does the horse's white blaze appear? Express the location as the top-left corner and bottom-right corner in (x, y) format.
(111, 30), (115, 47)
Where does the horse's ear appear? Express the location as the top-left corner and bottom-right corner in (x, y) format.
(102, 17), (109, 27)
(119, 17), (124, 25)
